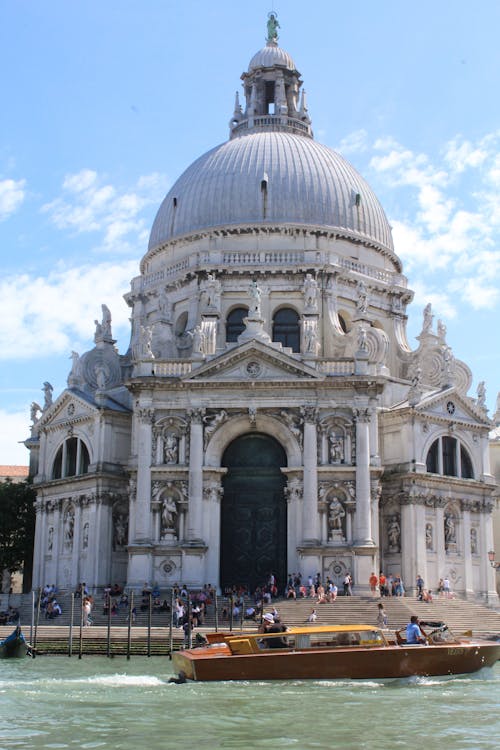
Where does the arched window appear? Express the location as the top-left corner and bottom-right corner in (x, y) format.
(425, 437), (474, 479)
(226, 307), (248, 342)
(272, 308), (300, 352)
(52, 438), (90, 479)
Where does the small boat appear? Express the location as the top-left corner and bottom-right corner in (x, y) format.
(172, 623), (500, 682)
(0, 626), (31, 659)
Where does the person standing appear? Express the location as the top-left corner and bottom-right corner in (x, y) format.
(376, 602), (388, 628)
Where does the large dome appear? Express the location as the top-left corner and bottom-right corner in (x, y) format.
(148, 132), (394, 253)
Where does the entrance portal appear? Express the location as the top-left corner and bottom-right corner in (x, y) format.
(221, 433), (287, 593)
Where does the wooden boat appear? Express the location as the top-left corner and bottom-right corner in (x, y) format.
(172, 623), (500, 682)
(0, 626), (30, 659)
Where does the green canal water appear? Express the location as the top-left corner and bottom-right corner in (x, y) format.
(1, 657), (499, 750)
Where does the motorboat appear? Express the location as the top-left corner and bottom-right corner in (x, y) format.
(0, 626), (31, 659)
(172, 622), (500, 682)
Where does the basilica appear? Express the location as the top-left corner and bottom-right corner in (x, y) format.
(26, 19), (498, 602)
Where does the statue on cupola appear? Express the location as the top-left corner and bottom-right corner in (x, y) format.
(267, 12), (280, 43)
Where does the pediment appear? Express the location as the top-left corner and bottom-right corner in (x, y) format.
(37, 389), (99, 430)
(182, 340), (324, 383)
(413, 389), (490, 426)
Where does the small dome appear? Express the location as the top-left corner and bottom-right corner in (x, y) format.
(148, 132), (394, 253)
(248, 43), (296, 71)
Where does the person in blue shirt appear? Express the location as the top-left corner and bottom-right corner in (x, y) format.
(406, 615), (426, 644)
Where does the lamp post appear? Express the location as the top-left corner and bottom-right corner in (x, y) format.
(487, 550), (499, 569)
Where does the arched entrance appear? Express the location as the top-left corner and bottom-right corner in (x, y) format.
(221, 433), (287, 593)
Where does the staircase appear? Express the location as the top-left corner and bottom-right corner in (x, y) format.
(269, 595), (500, 637)
(4, 592), (500, 639)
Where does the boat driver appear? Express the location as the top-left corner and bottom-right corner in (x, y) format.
(258, 613), (288, 648)
(406, 615), (427, 645)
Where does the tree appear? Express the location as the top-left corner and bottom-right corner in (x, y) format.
(0, 480), (36, 592)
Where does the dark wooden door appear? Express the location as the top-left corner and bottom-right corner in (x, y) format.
(221, 433), (287, 593)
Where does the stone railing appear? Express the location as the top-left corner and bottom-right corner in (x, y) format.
(231, 115), (312, 138)
(318, 360), (356, 376)
(152, 361), (193, 377)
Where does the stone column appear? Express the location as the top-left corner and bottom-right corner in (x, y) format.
(414, 502), (428, 591)
(133, 406), (154, 542)
(480, 503), (499, 604)
(461, 504), (474, 598)
(71, 499), (83, 587)
(435, 505), (446, 574)
(400, 502), (414, 590)
(187, 409), (204, 542)
(302, 408), (319, 543)
(33, 500), (44, 589)
(354, 410), (373, 544)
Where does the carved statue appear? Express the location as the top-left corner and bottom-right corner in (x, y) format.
(95, 364), (107, 390)
(280, 410), (302, 445)
(64, 512), (74, 548)
(114, 514), (128, 548)
(328, 497), (345, 533)
(357, 325), (368, 353)
(425, 523), (433, 551)
(248, 280), (262, 318)
(303, 273), (318, 310)
(141, 325), (154, 359)
(477, 381), (486, 408)
(329, 434), (344, 463)
(200, 273), (221, 309)
(267, 12), (280, 42)
(422, 303), (433, 333)
(192, 325), (204, 354)
(204, 410), (228, 441)
(82, 523), (89, 550)
(161, 495), (177, 534)
(470, 527), (478, 555)
(387, 516), (400, 551)
(42, 382), (53, 410)
(437, 319), (447, 341)
(164, 433), (179, 464)
(411, 366), (422, 388)
(30, 402), (42, 423)
(303, 319), (318, 354)
(444, 512), (456, 546)
(356, 282), (368, 314)
(47, 527), (54, 552)
(101, 304), (112, 337)
(69, 351), (81, 378)
(158, 288), (172, 318)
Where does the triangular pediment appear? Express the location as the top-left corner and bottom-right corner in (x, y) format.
(36, 389), (100, 430)
(182, 340), (324, 383)
(412, 389), (490, 426)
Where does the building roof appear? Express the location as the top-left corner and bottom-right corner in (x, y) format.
(148, 131), (394, 253)
(0, 465), (29, 481)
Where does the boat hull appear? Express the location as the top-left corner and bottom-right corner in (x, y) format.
(0, 627), (29, 659)
(173, 641), (500, 682)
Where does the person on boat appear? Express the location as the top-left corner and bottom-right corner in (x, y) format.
(406, 616), (426, 645)
(258, 613), (288, 648)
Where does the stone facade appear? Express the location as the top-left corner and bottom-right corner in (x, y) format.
(26, 27), (498, 602)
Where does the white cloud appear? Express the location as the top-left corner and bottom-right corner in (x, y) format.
(41, 169), (169, 251)
(359, 130), (500, 316)
(0, 177), (26, 220)
(0, 261), (138, 361)
(0, 408), (31, 465)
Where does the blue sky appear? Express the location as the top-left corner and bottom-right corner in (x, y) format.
(1, 1), (499, 464)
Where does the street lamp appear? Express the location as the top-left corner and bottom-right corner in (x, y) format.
(488, 550), (499, 568)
